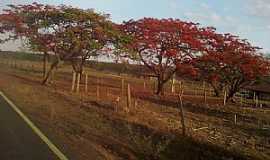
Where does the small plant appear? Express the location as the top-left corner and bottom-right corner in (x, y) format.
(125, 123), (173, 160)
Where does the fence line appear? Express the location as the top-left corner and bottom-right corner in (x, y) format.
(1, 58), (270, 108)
(1, 58), (270, 152)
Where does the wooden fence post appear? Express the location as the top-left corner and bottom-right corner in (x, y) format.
(240, 94), (243, 107)
(134, 99), (138, 109)
(171, 74), (175, 93)
(204, 90), (207, 104)
(203, 81), (207, 103)
(180, 81), (182, 90)
(121, 78), (125, 96)
(143, 78), (146, 91)
(76, 73), (81, 93)
(85, 73), (88, 93)
(255, 96), (259, 107)
(253, 92), (256, 103)
(234, 114), (237, 125)
(50, 68), (55, 84)
(126, 84), (131, 112)
(223, 89), (227, 106)
(71, 72), (76, 92)
(177, 89), (186, 136)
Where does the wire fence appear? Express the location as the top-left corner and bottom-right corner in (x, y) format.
(1, 58), (270, 152)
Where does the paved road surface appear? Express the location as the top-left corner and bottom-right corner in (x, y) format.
(0, 95), (60, 160)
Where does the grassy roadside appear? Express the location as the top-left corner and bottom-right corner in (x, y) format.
(0, 68), (108, 159)
(0, 57), (269, 159)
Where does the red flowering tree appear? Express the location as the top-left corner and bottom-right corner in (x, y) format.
(0, 3), (59, 78)
(191, 27), (225, 96)
(38, 6), (127, 84)
(196, 32), (270, 101)
(0, 3), (127, 84)
(120, 18), (204, 95)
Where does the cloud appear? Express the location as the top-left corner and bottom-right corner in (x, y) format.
(182, 1), (270, 53)
(211, 12), (221, 22)
(168, 0), (177, 9)
(246, 0), (270, 18)
(200, 3), (210, 10)
(184, 11), (222, 24)
(183, 3), (233, 28)
(0, 0), (32, 7)
(184, 4), (230, 30)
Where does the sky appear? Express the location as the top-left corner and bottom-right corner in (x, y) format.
(0, 0), (270, 53)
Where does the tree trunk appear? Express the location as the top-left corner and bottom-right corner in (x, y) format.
(156, 78), (165, 95)
(155, 72), (176, 95)
(226, 89), (237, 103)
(177, 91), (186, 136)
(210, 82), (222, 97)
(71, 60), (84, 78)
(42, 59), (59, 85)
(213, 88), (220, 97)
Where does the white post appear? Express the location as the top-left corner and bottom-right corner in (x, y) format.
(171, 74), (175, 93)
(121, 78), (125, 96)
(240, 94), (243, 107)
(143, 80), (146, 91)
(223, 89), (227, 106)
(126, 84), (131, 112)
(76, 73), (81, 93)
(255, 96), (259, 107)
(71, 72), (76, 92)
(85, 73), (88, 92)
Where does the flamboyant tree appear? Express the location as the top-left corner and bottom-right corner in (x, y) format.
(39, 6), (128, 84)
(120, 18), (204, 95)
(196, 32), (270, 101)
(0, 3), (59, 78)
(0, 3), (128, 84)
(191, 27), (226, 96)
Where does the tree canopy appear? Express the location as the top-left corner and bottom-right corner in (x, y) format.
(0, 2), (269, 97)
(120, 18), (204, 94)
(0, 3), (129, 84)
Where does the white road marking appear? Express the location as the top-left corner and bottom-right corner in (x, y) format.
(0, 91), (69, 160)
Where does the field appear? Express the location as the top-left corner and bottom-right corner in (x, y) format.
(0, 52), (270, 160)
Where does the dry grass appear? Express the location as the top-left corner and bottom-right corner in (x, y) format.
(0, 58), (269, 160)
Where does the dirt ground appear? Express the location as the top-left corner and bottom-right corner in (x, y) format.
(0, 62), (269, 160)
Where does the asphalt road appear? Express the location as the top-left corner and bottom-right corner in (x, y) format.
(0, 95), (59, 160)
